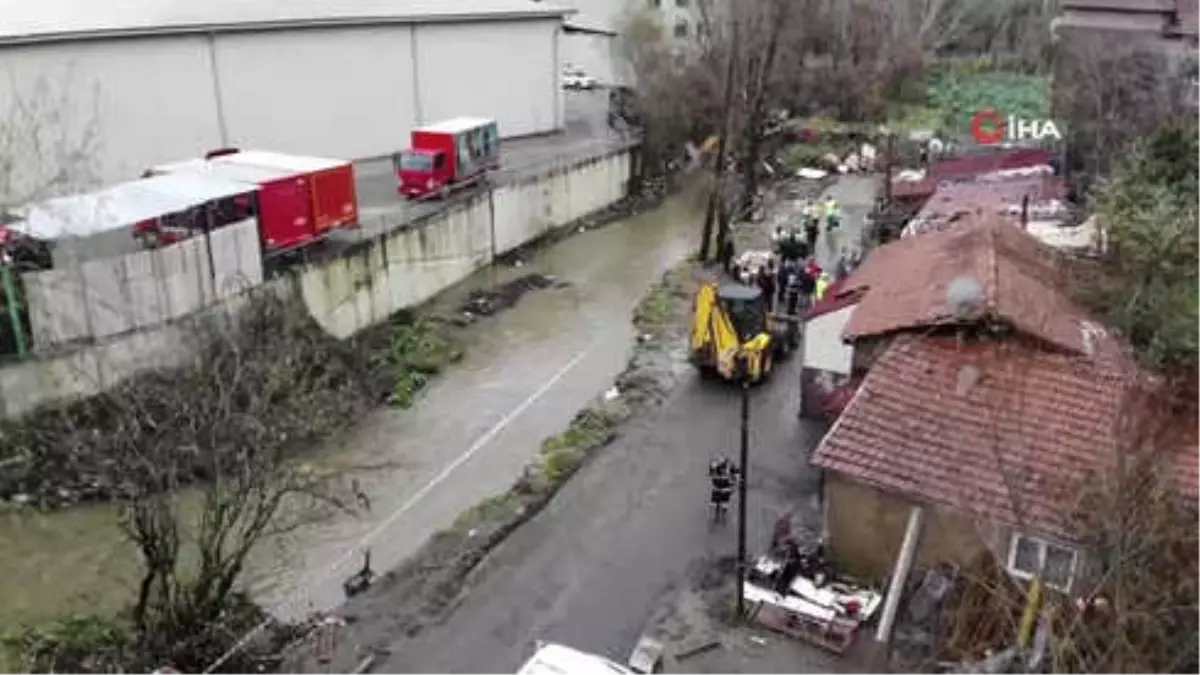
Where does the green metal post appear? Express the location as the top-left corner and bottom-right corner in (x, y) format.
(0, 259), (28, 359)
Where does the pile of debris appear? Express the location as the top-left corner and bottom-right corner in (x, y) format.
(455, 273), (567, 322)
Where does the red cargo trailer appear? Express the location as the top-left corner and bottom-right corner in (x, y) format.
(148, 159), (317, 253)
(215, 150), (359, 233)
(395, 117), (499, 200)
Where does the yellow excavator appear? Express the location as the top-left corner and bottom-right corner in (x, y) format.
(688, 282), (800, 383)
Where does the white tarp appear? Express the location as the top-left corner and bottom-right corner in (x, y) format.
(12, 173), (252, 241)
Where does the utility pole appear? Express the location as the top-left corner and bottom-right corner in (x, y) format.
(735, 354), (751, 618)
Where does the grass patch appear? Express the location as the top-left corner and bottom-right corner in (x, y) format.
(379, 317), (463, 409)
(634, 265), (694, 335)
(451, 492), (518, 535)
(537, 406), (624, 485)
(2, 615), (133, 674)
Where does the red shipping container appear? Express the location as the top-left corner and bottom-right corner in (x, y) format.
(215, 151), (358, 233)
(149, 159), (316, 253)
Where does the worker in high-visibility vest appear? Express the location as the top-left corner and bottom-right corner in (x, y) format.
(815, 272), (833, 300)
(824, 197), (842, 232)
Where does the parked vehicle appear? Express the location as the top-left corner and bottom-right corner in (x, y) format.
(394, 117), (499, 201)
(562, 67), (598, 90)
(517, 642), (634, 675)
(147, 150), (359, 254)
(216, 150), (358, 234)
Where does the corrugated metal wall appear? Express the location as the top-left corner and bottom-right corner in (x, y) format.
(0, 17), (563, 193)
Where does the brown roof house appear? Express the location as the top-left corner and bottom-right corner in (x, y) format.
(804, 217), (1188, 644)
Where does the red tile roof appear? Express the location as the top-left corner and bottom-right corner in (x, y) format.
(837, 218), (1091, 354)
(910, 176), (1067, 234)
(802, 279), (860, 320)
(812, 335), (1138, 539)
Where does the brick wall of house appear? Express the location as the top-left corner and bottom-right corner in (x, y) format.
(823, 473), (1008, 583)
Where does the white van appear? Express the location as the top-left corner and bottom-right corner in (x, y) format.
(517, 642), (633, 675)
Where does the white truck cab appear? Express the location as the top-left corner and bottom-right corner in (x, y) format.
(517, 642), (633, 675)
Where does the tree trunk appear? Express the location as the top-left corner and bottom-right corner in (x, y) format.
(700, 14), (741, 262)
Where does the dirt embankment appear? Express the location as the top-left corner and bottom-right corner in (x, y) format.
(283, 257), (709, 673)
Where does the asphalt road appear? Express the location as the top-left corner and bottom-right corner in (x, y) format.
(340, 89), (631, 245)
(376, 175), (880, 673)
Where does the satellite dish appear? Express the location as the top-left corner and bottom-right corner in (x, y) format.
(946, 276), (985, 320)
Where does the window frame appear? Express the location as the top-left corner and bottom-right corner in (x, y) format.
(1005, 532), (1079, 592)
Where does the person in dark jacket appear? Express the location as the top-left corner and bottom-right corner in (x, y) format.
(776, 258), (793, 306)
(758, 261), (777, 312)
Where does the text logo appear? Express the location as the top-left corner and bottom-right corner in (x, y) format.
(971, 109), (1062, 145)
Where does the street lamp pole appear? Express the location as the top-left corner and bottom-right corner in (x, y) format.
(735, 355), (751, 618)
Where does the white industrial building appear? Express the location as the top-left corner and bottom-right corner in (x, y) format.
(0, 0), (575, 195)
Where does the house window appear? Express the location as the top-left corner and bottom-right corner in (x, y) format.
(674, 19), (689, 38)
(1006, 533), (1079, 592)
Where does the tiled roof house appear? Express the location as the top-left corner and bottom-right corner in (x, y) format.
(807, 217), (1195, 596)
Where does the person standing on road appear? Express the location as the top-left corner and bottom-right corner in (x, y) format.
(824, 197), (841, 232)
(816, 271), (833, 300)
(758, 260), (777, 312)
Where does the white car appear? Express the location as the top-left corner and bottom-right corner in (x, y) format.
(562, 68), (598, 90)
(517, 642), (634, 675)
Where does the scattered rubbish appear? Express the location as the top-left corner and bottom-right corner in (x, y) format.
(342, 550), (374, 598)
(467, 528), (479, 538)
(604, 386), (620, 401)
(352, 654), (377, 674)
(907, 563), (959, 623)
(743, 549), (883, 654)
(674, 639), (721, 662)
(627, 636), (665, 674)
(578, 226), (586, 233)
(796, 167), (828, 180)
(514, 260), (524, 268)
(457, 274), (563, 316)
(637, 333), (653, 343)
(749, 636), (768, 646)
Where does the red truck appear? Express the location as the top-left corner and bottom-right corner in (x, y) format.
(394, 117), (500, 200)
(146, 150), (359, 254)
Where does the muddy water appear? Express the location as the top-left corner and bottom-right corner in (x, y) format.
(0, 191), (702, 628)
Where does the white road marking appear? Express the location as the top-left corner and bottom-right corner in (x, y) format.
(205, 341), (598, 672)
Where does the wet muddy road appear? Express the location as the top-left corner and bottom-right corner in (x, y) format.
(0, 189), (703, 628)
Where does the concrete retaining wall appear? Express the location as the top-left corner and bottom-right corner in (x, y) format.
(302, 149), (631, 339)
(0, 148), (634, 418)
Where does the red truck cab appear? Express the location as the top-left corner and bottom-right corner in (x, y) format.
(395, 118), (499, 200)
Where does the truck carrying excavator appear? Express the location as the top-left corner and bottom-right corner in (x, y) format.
(688, 281), (800, 383)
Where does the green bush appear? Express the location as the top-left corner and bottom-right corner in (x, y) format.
(2, 616), (132, 674)
(385, 318), (461, 408)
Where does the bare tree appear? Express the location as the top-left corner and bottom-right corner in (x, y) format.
(0, 70), (101, 217)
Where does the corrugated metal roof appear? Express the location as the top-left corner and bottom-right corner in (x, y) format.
(13, 172), (252, 240)
(0, 0), (574, 45)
